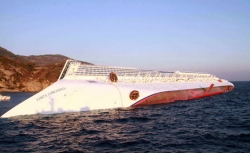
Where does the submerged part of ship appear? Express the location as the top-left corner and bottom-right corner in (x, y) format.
(1, 60), (234, 118)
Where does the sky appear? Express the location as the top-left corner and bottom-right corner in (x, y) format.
(0, 0), (249, 81)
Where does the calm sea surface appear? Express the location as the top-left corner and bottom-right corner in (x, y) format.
(0, 81), (250, 153)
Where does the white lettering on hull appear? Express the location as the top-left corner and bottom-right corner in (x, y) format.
(36, 87), (66, 101)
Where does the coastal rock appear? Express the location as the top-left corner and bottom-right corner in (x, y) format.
(0, 46), (92, 92)
(25, 81), (43, 92)
(0, 47), (66, 92)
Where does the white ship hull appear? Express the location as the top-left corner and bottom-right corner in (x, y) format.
(1, 60), (234, 118)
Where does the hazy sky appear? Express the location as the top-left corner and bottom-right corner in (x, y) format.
(0, 0), (249, 81)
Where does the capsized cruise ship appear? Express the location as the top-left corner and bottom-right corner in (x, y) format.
(1, 60), (234, 118)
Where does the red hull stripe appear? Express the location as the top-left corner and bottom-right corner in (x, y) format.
(131, 85), (234, 107)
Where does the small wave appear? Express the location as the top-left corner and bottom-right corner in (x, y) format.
(129, 116), (151, 122)
(80, 128), (100, 135)
(227, 133), (250, 143)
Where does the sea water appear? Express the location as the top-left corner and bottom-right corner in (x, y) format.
(0, 81), (249, 152)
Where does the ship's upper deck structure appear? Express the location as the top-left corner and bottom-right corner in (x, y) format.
(58, 60), (220, 83)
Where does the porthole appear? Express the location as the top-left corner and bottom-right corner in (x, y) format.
(110, 72), (118, 82)
(130, 90), (139, 100)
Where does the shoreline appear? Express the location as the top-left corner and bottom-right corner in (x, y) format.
(0, 89), (38, 93)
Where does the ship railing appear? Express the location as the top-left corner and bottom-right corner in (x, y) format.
(73, 71), (218, 83)
(106, 71), (217, 83)
(60, 61), (219, 82)
(58, 60), (71, 80)
(174, 71), (218, 82)
(58, 60), (81, 80)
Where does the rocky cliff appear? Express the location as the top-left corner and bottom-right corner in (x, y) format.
(0, 46), (91, 92)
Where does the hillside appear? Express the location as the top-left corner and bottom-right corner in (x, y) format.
(18, 54), (71, 66)
(0, 46), (91, 92)
(17, 54), (92, 66)
(0, 46), (15, 56)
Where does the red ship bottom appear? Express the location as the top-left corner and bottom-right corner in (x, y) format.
(132, 84), (234, 107)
